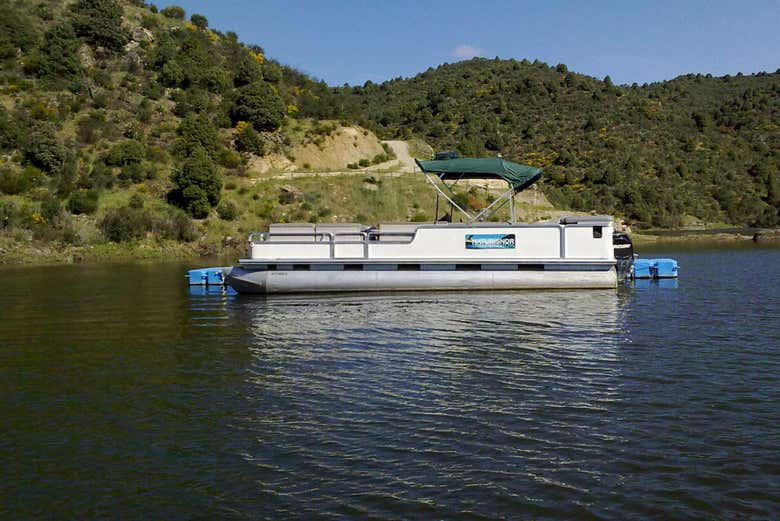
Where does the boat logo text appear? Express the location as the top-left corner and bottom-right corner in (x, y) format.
(465, 234), (516, 249)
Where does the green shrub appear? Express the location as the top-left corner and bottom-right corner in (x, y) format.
(172, 88), (212, 117)
(66, 189), (99, 215)
(175, 114), (221, 159)
(182, 186), (210, 218)
(190, 13), (208, 28)
(105, 139), (145, 166)
(92, 69), (113, 89)
(230, 82), (285, 132)
(217, 201), (237, 220)
(160, 5), (185, 19)
(118, 162), (154, 185)
(218, 149), (243, 168)
(40, 194), (62, 223)
(27, 24), (81, 85)
(100, 205), (197, 242)
(169, 146), (221, 217)
(198, 67), (230, 94)
(165, 211), (197, 241)
(128, 193), (144, 209)
(22, 122), (65, 173)
(160, 61), (184, 87)
(358, 158), (370, 167)
(76, 112), (109, 144)
(0, 199), (18, 228)
(234, 124), (264, 155)
(1, 4), (38, 51)
(0, 166), (44, 195)
(234, 56), (263, 87)
(100, 206), (147, 242)
(86, 161), (116, 189)
(0, 106), (17, 151)
(70, 0), (129, 51)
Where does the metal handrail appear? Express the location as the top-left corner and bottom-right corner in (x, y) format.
(249, 231), (377, 258)
(248, 229), (422, 259)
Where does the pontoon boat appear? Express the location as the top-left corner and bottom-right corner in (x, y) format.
(224, 157), (630, 293)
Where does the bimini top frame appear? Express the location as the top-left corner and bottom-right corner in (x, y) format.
(415, 157), (542, 223)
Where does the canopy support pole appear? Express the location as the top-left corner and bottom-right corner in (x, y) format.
(470, 184), (516, 223)
(509, 191), (515, 223)
(422, 172), (473, 221)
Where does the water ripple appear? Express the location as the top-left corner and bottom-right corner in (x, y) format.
(2, 249), (780, 519)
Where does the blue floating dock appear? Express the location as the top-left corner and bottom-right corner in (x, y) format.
(632, 258), (678, 279)
(187, 267), (229, 286)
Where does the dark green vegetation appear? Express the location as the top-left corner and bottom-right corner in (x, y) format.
(0, 1), (777, 263)
(0, 0), (332, 255)
(311, 59), (779, 227)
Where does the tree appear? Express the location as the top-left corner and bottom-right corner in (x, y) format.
(170, 146), (221, 217)
(22, 122), (65, 174)
(161, 5), (185, 19)
(234, 55), (263, 87)
(70, 0), (129, 51)
(0, 4), (38, 55)
(27, 24), (82, 84)
(67, 189), (99, 215)
(175, 114), (222, 159)
(234, 121), (264, 155)
(231, 82), (285, 131)
(105, 140), (146, 166)
(190, 13), (208, 29)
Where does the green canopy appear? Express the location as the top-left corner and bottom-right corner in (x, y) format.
(415, 157), (542, 191)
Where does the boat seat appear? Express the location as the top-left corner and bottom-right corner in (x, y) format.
(267, 223), (316, 242)
(315, 223), (365, 242)
(377, 223), (420, 241)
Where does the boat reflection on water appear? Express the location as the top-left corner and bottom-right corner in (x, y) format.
(232, 289), (628, 407)
(205, 290), (632, 517)
(185, 288), (627, 363)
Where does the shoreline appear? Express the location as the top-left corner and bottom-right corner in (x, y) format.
(631, 228), (780, 245)
(0, 239), (244, 267)
(1, 229), (778, 267)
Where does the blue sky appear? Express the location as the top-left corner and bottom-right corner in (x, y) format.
(168, 0), (779, 86)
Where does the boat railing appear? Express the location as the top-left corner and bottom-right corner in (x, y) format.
(248, 230), (417, 259)
(247, 222), (598, 261)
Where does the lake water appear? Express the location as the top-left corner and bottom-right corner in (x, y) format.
(1, 243), (779, 519)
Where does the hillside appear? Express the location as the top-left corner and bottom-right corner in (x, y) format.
(312, 59), (780, 228)
(0, 1), (777, 264)
(0, 0), (391, 261)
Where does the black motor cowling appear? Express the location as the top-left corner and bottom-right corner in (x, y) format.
(613, 232), (634, 279)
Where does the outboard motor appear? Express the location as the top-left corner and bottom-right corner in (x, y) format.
(613, 232), (634, 280)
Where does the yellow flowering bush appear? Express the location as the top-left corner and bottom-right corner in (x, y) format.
(234, 121), (251, 135)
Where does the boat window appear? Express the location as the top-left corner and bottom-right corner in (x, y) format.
(593, 226), (603, 238)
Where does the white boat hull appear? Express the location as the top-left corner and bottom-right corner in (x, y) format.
(227, 265), (617, 293)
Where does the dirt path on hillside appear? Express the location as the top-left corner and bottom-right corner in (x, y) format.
(256, 140), (417, 182)
(365, 140), (416, 173)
